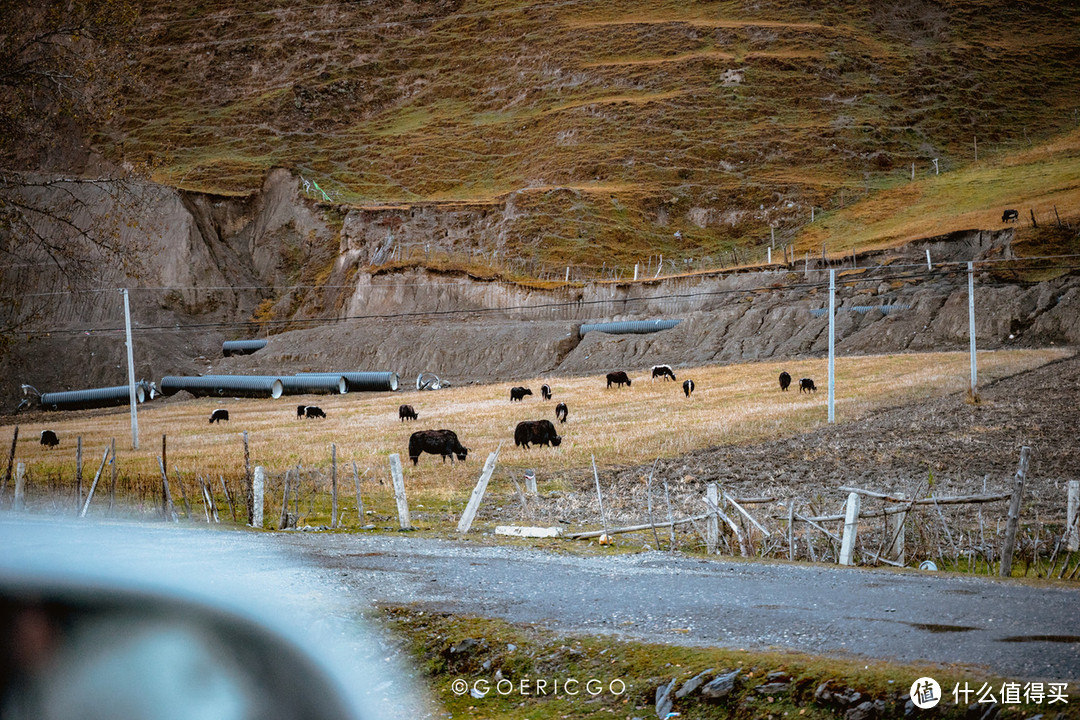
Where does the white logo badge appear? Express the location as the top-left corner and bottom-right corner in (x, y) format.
(910, 677), (941, 709)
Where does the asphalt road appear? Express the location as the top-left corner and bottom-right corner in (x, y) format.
(274, 532), (1080, 682)
(4, 519), (1077, 683)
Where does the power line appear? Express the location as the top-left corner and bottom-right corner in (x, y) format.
(23, 259), (1079, 337)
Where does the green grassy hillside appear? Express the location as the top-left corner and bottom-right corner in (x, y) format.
(118, 0), (1080, 272)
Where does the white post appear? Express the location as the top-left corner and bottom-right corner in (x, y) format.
(633, 263), (639, 281)
(828, 269), (836, 424)
(886, 493), (906, 564)
(251, 466), (265, 528)
(565, 266), (570, 282)
(839, 492), (861, 566)
(767, 246), (772, 264)
(706, 483), (719, 554)
(1068, 480), (1079, 552)
(121, 289), (139, 449)
(933, 158), (939, 175)
(457, 448), (500, 533)
(968, 262), (977, 395)
(911, 162), (915, 181)
(524, 469), (537, 495)
(770, 226), (775, 247)
(926, 249), (932, 271)
(13, 462), (25, 511)
(811, 206), (815, 222)
(389, 453), (410, 529)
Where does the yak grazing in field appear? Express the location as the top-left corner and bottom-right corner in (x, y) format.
(40, 430), (59, 447)
(510, 386), (533, 402)
(1002, 208), (1019, 223)
(209, 409), (229, 424)
(515, 420), (562, 449)
(555, 402), (568, 423)
(682, 379), (695, 398)
(541, 384), (552, 400)
(651, 364), (676, 381)
(799, 378), (817, 393)
(408, 429), (469, 465)
(779, 371), (792, 391)
(304, 406), (326, 419)
(606, 371), (631, 388)
(399, 404), (418, 421)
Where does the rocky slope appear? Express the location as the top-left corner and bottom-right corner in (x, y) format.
(4, 171), (1079, 409)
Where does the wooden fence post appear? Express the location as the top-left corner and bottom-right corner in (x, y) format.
(787, 500), (796, 560)
(1, 425), (17, 508)
(13, 462), (25, 512)
(886, 493), (906, 564)
(388, 454), (411, 530)
(592, 455), (609, 537)
(79, 447), (111, 518)
(458, 447), (500, 534)
(243, 431), (253, 525)
(331, 444), (338, 529)
(157, 457), (176, 522)
(279, 468), (292, 530)
(352, 461), (365, 527)
(220, 476), (236, 522)
(706, 483), (719, 554)
(75, 436), (83, 512)
(1000, 446), (1031, 577)
(251, 465), (265, 528)
(1067, 481), (1079, 553)
(108, 438), (117, 515)
(839, 492), (861, 566)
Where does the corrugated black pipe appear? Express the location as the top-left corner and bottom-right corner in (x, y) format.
(39, 384), (147, 411)
(295, 372), (399, 392)
(159, 375), (284, 399)
(280, 376), (348, 395)
(579, 319), (682, 337)
(222, 339), (268, 357)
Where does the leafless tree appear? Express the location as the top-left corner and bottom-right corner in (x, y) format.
(0, 0), (142, 336)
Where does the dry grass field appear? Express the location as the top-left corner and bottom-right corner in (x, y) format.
(3, 348), (1068, 527)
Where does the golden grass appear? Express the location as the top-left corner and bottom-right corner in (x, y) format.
(797, 128), (1080, 256)
(5, 349), (1069, 522)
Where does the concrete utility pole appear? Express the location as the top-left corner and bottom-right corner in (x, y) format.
(121, 289), (139, 449)
(968, 262), (977, 395)
(828, 269), (836, 423)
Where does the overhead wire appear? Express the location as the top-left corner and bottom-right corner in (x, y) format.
(20, 258), (1079, 337)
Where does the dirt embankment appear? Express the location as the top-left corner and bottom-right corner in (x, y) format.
(5, 169), (1080, 411)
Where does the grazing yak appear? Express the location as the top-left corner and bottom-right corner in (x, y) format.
(40, 430), (59, 447)
(606, 371), (631, 388)
(799, 378), (817, 393)
(510, 386), (533, 402)
(541, 384), (552, 400)
(555, 402), (568, 423)
(682, 379), (695, 398)
(399, 404), (418, 421)
(514, 419), (562, 449)
(408, 429), (469, 465)
(652, 364), (676, 381)
(1002, 208), (1019, 223)
(779, 371), (792, 391)
(209, 409), (229, 424)
(304, 405), (326, 419)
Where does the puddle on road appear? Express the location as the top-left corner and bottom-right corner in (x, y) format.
(852, 616), (982, 633)
(905, 622), (980, 633)
(999, 635), (1080, 643)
